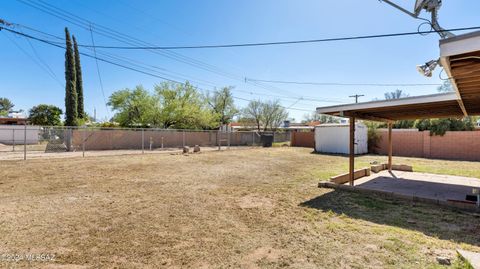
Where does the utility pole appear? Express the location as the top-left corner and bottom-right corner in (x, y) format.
(349, 94), (364, 103)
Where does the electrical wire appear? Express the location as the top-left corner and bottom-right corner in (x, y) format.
(2, 31), (64, 88)
(16, 0), (302, 101)
(1, 26), (317, 113)
(3, 23), (333, 108)
(88, 24), (109, 117)
(2, 19), (351, 104)
(13, 0), (464, 102)
(245, 78), (442, 87)
(42, 26), (480, 50)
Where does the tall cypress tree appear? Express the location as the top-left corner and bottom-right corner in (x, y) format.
(73, 35), (84, 119)
(64, 27), (77, 126)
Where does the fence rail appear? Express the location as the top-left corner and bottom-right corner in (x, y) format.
(0, 126), (290, 160)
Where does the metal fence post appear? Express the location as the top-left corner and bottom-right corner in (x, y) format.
(227, 130), (231, 150)
(252, 131), (255, 146)
(182, 130), (186, 148)
(218, 130), (221, 151)
(12, 129), (15, 152)
(82, 127), (86, 157)
(141, 128), (145, 154)
(23, 124), (27, 160)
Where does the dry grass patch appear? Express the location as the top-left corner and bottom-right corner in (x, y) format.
(0, 147), (479, 268)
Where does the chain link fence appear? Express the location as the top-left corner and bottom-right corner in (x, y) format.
(0, 126), (291, 160)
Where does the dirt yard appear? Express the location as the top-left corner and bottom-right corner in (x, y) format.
(1, 147), (479, 268)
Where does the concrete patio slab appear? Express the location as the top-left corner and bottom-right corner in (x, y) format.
(353, 171), (480, 202)
(457, 249), (480, 269)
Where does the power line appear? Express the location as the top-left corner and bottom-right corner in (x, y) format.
(13, 0), (453, 100)
(88, 24), (109, 117)
(3, 24), (332, 109)
(2, 31), (64, 88)
(53, 26), (480, 50)
(231, 96), (313, 112)
(1, 26), (316, 113)
(246, 78), (442, 87)
(16, 0), (303, 101)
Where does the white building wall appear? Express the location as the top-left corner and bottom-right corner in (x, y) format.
(314, 123), (368, 154)
(0, 125), (40, 145)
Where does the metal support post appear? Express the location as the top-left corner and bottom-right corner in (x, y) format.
(183, 130), (186, 148)
(218, 130), (221, 151)
(228, 131), (231, 150)
(23, 124), (27, 160)
(12, 129), (15, 152)
(82, 127), (86, 157)
(141, 129), (145, 154)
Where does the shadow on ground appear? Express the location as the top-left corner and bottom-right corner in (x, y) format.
(300, 189), (480, 247)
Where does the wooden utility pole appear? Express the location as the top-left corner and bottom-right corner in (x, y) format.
(349, 94), (364, 103)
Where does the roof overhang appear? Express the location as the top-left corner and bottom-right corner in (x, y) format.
(316, 31), (480, 122)
(440, 31), (480, 116)
(316, 92), (463, 122)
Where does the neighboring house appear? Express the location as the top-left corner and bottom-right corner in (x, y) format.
(282, 121), (315, 132)
(0, 116), (39, 145)
(0, 117), (28, 125)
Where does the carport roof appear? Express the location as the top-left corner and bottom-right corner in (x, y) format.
(440, 30), (480, 116)
(316, 30), (480, 122)
(316, 92), (463, 121)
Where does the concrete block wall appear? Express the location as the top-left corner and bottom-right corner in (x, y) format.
(290, 131), (315, 148)
(376, 130), (480, 161)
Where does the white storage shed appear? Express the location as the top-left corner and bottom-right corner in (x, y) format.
(314, 123), (368, 154)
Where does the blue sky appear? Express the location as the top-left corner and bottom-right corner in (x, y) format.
(1, 0), (479, 121)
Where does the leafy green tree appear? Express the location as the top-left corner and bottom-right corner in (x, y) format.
(0, 97), (14, 116)
(108, 85), (159, 127)
(391, 120), (415, 129)
(365, 121), (382, 153)
(64, 27), (78, 126)
(414, 119), (431, 131)
(28, 104), (63, 126)
(414, 117), (474, 136)
(242, 99), (288, 131)
(242, 100), (263, 131)
(155, 82), (217, 129)
(73, 35), (85, 119)
(261, 100), (289, 131)
(207, 86), (238, 126)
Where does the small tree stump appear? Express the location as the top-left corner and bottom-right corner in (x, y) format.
(183, 146), (190, 154)
(194, 145), (200, 153)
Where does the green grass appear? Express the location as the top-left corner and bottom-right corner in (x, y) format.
(272, 141), (290, 147)
(303, 152), (480, 181)
(2, 147), (480, 268)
